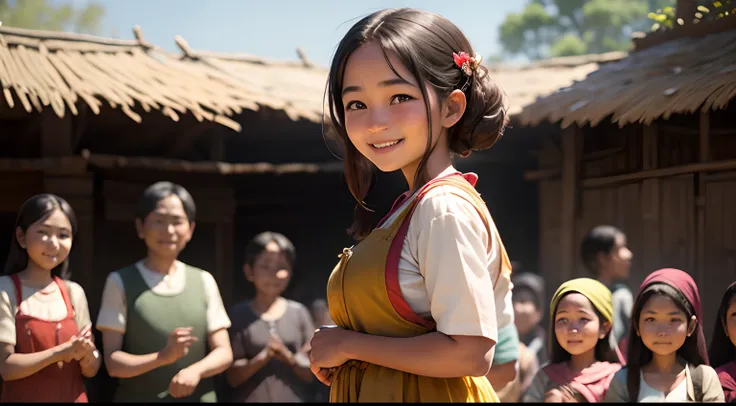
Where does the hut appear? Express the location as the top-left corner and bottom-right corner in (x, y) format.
(0, 24), (349, 400)
(0, 24), (356, 316)
(517, 12), (736, 331)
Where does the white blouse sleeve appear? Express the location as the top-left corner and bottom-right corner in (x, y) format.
(411, 189), (498, 342)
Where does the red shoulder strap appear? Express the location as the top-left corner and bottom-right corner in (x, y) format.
(9, 274), (23, 310)
(53, 276), (75, 317)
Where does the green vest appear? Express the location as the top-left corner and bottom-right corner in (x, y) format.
(113, 263), (216, 403)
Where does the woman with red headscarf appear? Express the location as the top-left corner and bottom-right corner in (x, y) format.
(605, 268), (724, 402)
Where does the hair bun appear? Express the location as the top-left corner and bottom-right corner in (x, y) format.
(449, 68), (509, 157)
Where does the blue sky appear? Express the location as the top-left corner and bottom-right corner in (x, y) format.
(69, 0), (524, 67)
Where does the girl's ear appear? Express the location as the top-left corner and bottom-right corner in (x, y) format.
(723, 318), (730, 338)
(687, 315), (698, 337)
(243, 263), (254, 282)
(600, 321), (612, 339)
(134, 218), (145, 240)
(440, 89), (467, 129)
(15, 227), (26, 249)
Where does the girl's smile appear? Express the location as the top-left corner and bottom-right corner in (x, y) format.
(370, 139), (404, 151)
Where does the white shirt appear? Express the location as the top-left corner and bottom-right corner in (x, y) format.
(379, 169), (509, 342)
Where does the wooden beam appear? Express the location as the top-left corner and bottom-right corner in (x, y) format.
(582, 157), (736, 188)
(0, 156), (87, 174)
(560, 126), (581, 282)
(659, 126), (736, 136)
(524, 168), (560, 181)
(527, 158), (736, 188)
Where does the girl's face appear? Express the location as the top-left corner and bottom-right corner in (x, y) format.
(637, 294), (696, 356)
(245, 241), (292, 298)
(340, 42), (462, 177)
(723, 297), (736, 348)
(554, 293), (609, 356)
(17, 208), (73, 271)
(135, 195), (194, 259)
(600, 233), (633, 279)
(513, 288), (542, 337)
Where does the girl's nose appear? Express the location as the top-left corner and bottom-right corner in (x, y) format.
(367, 111), (389, 133)
(48, 235), (60, 250)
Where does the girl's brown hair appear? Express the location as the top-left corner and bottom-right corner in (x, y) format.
(325, 8), (508, 240)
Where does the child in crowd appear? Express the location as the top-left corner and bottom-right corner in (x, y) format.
(523, 278), (622, 403)
(0, 194), (100, 402)
(227, 232), (314, 403)
(580, 225), (633, 347)
(605, 268), (724, 402)
(708, 281), (736, 402)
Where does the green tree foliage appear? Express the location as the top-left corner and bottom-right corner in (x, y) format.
(499, 0), (673, 60)
(0, 0), (105, 34)
(648, 0), (735, 31)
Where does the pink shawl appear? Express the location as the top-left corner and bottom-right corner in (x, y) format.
(716, 361), (736, 403)
(543, 361), (622, 403)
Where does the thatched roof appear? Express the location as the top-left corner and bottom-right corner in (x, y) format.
(516, 17), (736, 128)
(173, 38), (328, 123)
(486, 52), (626, 117)
(0, 26), (327, 131)
(0, 24), (643, 131)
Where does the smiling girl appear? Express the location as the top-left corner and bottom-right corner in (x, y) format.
(523, 278), (622, 403)
(308, 7), (510, 403)
(0, 194), (100, 402)
(708, 282), (736, 402)
(605, 268), (724, 402)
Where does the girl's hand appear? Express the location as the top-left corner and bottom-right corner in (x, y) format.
(310, 363), (335, 386)
(309, 326), (354, 369)
(169, 367), (200, 398)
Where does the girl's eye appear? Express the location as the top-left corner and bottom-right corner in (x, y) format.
(391, 94), (414, 105)
(556, 318), (568, 324)
(59, 233), (70, 240)
(346, 101), (366, 111)
(644, 317), (656, 323)
(670, 318), (683, 324)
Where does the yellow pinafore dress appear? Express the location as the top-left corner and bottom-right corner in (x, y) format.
(326, 172), (511, 402)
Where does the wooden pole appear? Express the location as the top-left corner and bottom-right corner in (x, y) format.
(560, 126), (581, 282)
(696, 110), (710, 291)
(641, 124), (661, 282)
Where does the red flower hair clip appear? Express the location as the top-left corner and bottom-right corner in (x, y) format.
(453, 52), (483, 77)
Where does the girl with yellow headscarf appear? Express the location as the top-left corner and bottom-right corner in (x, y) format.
(522, 278), (623, 403)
